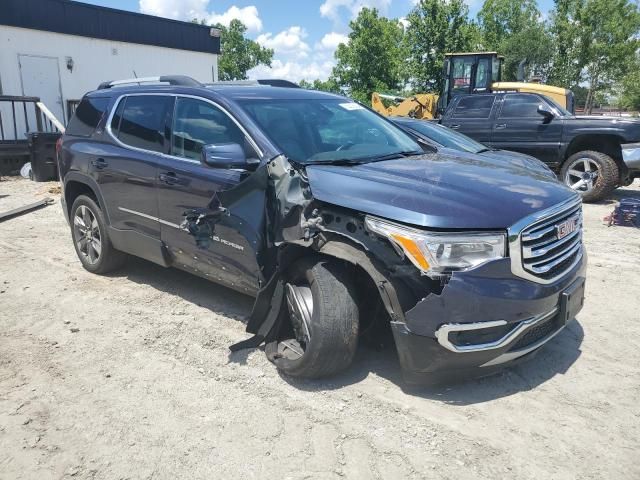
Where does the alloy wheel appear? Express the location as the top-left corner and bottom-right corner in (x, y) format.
(279, 283), (314, 360)
(73, 205), (102, 265)
(564, 157), (600, 193)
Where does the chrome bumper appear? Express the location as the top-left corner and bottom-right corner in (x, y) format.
(435, 308), (559, 355)
(622, 143), (640, 170)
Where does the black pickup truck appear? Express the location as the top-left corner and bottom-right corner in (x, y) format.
(440, 92), (640, 201)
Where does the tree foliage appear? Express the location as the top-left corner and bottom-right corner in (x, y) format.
(330, 8), (406, 103)
(478, 0), (552, 81)
(214, 20), (273, 81)
(404, 0), (479, 92)
(298, 78), (341, 93)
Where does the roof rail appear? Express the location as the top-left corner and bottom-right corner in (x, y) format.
(208, 79), (300, 88)
(97, 75), (202, 90)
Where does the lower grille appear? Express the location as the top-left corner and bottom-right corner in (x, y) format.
(510, 315), (558, 351)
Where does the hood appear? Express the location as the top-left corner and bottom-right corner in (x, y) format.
(306, 152), (578, 230)
(479, 149), (557, 179)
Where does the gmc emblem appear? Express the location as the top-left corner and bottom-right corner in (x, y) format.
(556, 215), (579, 239)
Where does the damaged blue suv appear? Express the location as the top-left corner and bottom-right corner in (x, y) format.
(58, 76), (586, 384)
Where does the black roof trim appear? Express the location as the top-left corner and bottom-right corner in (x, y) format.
(1, 0), (221, 55)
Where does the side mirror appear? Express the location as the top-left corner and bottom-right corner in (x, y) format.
(537, 104), (555, 124)
(201, 143), (247, 169)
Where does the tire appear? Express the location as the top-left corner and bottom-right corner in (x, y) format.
(265, 257), (359, 379)
(70, 195), (126, 274)
(561, 150), (618, 202)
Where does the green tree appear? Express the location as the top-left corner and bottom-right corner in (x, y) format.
(619, 59), (640, 111)
(404, 0), (478, 93)
(213, 20), (273, 81)
(578, 0), (640, 113)
(478, 0), (552, 81)
(298, 78), (341, 93)
(330, 8), (406, 102)
(547, 0), (584, 88)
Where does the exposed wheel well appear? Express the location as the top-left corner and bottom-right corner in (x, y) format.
(565, 135), (623, 162)
(64, 180), (98, 217)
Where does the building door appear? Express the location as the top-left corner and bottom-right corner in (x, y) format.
(18, 54), (65, 123)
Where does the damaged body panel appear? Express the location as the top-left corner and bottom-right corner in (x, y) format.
(59, 82), (588, 384)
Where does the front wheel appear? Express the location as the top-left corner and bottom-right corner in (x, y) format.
(265, 258), (359, 379)
(561, 151), (618, 202)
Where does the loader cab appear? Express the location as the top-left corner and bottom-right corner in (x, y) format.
(440, 52), (503, 113)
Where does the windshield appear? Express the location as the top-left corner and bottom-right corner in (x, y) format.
(238, 98), (422, 163)
(402, 120), (488, 154)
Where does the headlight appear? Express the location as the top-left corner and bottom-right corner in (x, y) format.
(365, 216), (506, 275)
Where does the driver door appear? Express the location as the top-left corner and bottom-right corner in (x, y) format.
(490, 93), (563, 164)
(156, 96), (264, 294)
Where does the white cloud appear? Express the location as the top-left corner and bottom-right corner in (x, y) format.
(208, 6), (263, 33)
(320, 0), (392, 21)
(257, 27), (310, 59)
(316, 32), (349, 51)
(138, 1), (263, 33)
(248, 59), (337, 83)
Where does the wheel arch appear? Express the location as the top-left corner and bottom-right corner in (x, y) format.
(565, 134), (624, 166)
(63, 173), (110, 224)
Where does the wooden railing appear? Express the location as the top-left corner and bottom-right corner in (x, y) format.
(0, 95), (64, 143)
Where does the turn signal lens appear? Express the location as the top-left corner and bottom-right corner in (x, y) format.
(390, 233), (430, 271)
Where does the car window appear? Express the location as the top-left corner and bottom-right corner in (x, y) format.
(171, 97), (245, 160)
(500, 94), (544, 118)
(112, 95), (171, 153)
(239, 99), (421, 164)
(66, 97), (109, 137)
(452, 95), (495, 119)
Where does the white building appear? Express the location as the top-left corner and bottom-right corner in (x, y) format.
(0, 0), (220, 126)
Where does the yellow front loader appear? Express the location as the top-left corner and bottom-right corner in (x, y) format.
(372, 52), (574, 119)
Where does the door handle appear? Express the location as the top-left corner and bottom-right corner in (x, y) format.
(91, 158), (108, 169)
(449, 124), (460, 129)
(159, 171), (183, 185)
(495, 124), (507, 130)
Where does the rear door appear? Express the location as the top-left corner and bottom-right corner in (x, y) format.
(490, 93), (563, 163)
(440, 95), (497, 144)
(96, 94), (172, 240)
(156, 95), (264, 294)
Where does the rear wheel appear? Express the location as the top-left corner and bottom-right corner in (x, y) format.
(70, 195), (126, 274)
(561, 150), (618, 202)
(265, 258), (359, 379)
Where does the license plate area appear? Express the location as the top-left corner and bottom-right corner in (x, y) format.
(559, 278), (585, 325)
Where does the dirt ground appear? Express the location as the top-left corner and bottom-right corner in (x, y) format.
(0, 176), (639, 480)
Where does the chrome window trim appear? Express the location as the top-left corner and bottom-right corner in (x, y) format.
(105, 92), (263, 163)
(508, 195), (583, 284)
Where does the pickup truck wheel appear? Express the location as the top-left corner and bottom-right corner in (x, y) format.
(561, 151), (618, 202)
(265, 258), (359, 379)
(70, 195), (126, 274)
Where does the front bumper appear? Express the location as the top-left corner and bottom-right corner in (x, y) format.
(622, 143), (640, 171)
(390, 253), (587, 385)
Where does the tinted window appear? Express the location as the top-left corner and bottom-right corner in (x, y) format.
(452, 96), (495, 118)
(500, 94), (544, 118)
(171, 98), (245, 160)
(400, 120), (487, 154)
(113, 95), (171, 153)
(66, 97), (109, 137)
(239, 99), (421, 163)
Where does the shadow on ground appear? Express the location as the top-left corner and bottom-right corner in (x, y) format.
(112, 256), (584, 405)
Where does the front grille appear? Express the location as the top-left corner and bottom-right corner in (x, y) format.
(520, 202), (583, 282)
(509, 315), (558, 351)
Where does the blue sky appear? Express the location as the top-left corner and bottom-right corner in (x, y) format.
(83, 0), (555, 81)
